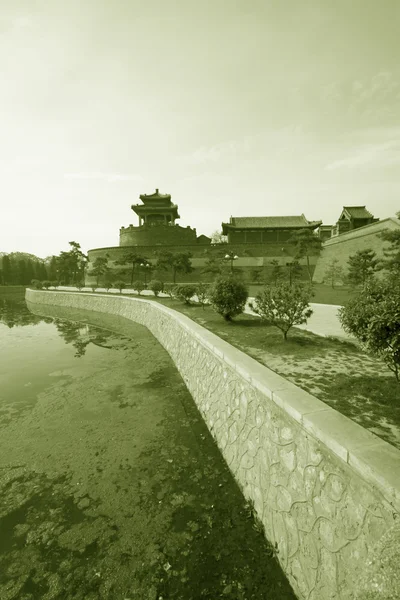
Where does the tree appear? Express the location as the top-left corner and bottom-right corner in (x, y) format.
(2, 255), (12, 284)
(270, 260), (284, 286)
(114, 281), (126, 294)
(47, 256), (58, 280)
(56, 242), (87, 285)
(209, 276), (249, 321)
(89, 256), (110, 287)
(289, 228), (322, 283)
(175, 284), (197, 304)
(378, 228), (400, 274)
(323, 258), (343, 289)
(249, 283), (313, 341)
(339, 276), (400, 382)
(285, 260), (303, 286)
(149, 279), (163, 297)
(250, 268), (263, 284)
(346, 249), (378, 286)
(132, 280), (144, 295)
(210, 230), (228, 244)
(196, 283), (210, 309)
(115, 252), (147, 285)
(201, 256), (223, 279)
(156, 252), (193, 283)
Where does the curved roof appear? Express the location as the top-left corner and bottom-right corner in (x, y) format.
(139, 188), (171, 202)
(222, 215), (322, 230)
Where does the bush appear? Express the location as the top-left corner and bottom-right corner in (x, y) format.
(132, 280), (144, 295)
(75, 281), (84, 291)
(51, 280), (60, 289)
(175, 284), (197, 304)
(339, 276), (400, 381)
(249, 283), (313, 340)
(91, 285), (97, 292)
(196, 283), (211, 309)
(42, 280), (52, 290)
(31, 279), (43, 290)
(164, 283), (177, 298)
(209, 276), (248, 321)
(114, 280), (126, 293)
(149, 279), (163, 297)
(104, 279), (113, 292)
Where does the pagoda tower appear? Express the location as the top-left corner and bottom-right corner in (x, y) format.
(131, 188), (180, 227)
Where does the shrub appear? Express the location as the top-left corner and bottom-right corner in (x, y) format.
(42, 280), (52, 290)
(51, 280), (60, 289)
(163, 283), (177, 298)
(249, 283), (313, 340)
(339, 276), (400, 382)
(196, 283), (211, 309)
(91, 285), (97, 292)
(209, 276), (249, 321)
(114, 280), (126, 293)
(104, 279), (113, 292)
(75, 281), (84, 291)
(132, 280), (144, 295)
(175, 284), (197, 304)
(31, 279), (43, 290)
(149, 279), (163, 297)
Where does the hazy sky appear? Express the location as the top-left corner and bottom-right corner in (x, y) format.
(1, 0), (400, 257)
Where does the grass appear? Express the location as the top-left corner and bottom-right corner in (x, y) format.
(248, 283), (359, 306)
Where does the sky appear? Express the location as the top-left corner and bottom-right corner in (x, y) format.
(1, 0), (400, 258)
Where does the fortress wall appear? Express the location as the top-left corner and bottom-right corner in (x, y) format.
(313, 218), (400, 283)
(26, 289), (400, 600)
(119, 224), (197, 246)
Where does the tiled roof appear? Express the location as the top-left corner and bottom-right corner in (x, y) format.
(342, 206), (374, 219)
(226, 215), (321, 229)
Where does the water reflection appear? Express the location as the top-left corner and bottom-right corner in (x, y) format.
(0, 294), (49, 328)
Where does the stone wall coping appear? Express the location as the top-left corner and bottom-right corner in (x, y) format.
(26, 289), (400, 512)
(323, 217), (400, 247)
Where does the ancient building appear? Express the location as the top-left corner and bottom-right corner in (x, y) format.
(331, 206), (379, 237)
(221, 214), (322, 244)
(119, 189), (206, 247)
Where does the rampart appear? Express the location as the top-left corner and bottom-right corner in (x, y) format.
(26, 289), (400, 600)
(313, 217), (400, 283)
(119, 224), (198, 246)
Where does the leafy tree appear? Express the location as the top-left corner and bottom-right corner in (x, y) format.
(132, 280), (144, 295)
(249, 283), (313, 341)
(201, 256), (223, 279)
(115, 252), (147, 285)
(339, 276), (400, 382)
(42, 280), (52, 290)
(196, 283), (210, 309)
(149, 279), (163, 297)
(114, 281), (126, 293)
(250, 268), (263, 284)
(175, 284), (197, 304)
(163, 283), (177, 298)
(89, 256), (110, 287)
(346, 249), (378, 286)
(31, 279), (43, 290)
(51, 281), (60, 289)
(378, 228), (400, 274)
(209, 276), (248, 321)
(156, 252), (193, 283)
(323, 258), (343, 289)
(104, 278), (113, 292)
(56, 242), (87, 285)
(47, 256), (58, 280)
(2, 255), (12, 284)
(210, 230), (228, 244)
(289, 228), (322, 283)
(269, 259), (284, 286)
(75, 281), (84, 291)
(285, 260), (303, 286)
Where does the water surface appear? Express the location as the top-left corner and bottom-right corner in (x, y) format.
(0, 293), (295, 600)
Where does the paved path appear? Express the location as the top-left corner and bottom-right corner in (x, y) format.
(245, 299), (353, 341)
(55, 287), (353, 341)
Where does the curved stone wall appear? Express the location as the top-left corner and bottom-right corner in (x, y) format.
(119, 224), (197, 246)
(26, 289), (400, 600)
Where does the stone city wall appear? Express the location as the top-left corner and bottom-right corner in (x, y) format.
(26, 289), (400, 600)
(119, 224), (198, 246)
(313, 218), (400, 283)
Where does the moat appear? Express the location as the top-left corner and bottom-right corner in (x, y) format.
(0, 292), (295, 600)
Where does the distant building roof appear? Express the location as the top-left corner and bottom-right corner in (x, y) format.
(341, 206), (374, 220)
(139, 188), (171, 202)
(222, 215), (322, 230)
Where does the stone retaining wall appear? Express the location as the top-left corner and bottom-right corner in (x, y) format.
(26, 289), (400, 600)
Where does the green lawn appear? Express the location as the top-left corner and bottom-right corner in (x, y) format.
(248, 283), (359, 306)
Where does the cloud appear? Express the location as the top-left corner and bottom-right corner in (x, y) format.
(64, 172), (143, 183)
(325, 139), (400, 171)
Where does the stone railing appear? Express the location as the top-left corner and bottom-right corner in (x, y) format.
(26, 289), (400, 600)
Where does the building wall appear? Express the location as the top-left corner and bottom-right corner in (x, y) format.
(26, 289), (400, 600)
(313, 218), (400, 283)
(119, 224), (198, 246)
